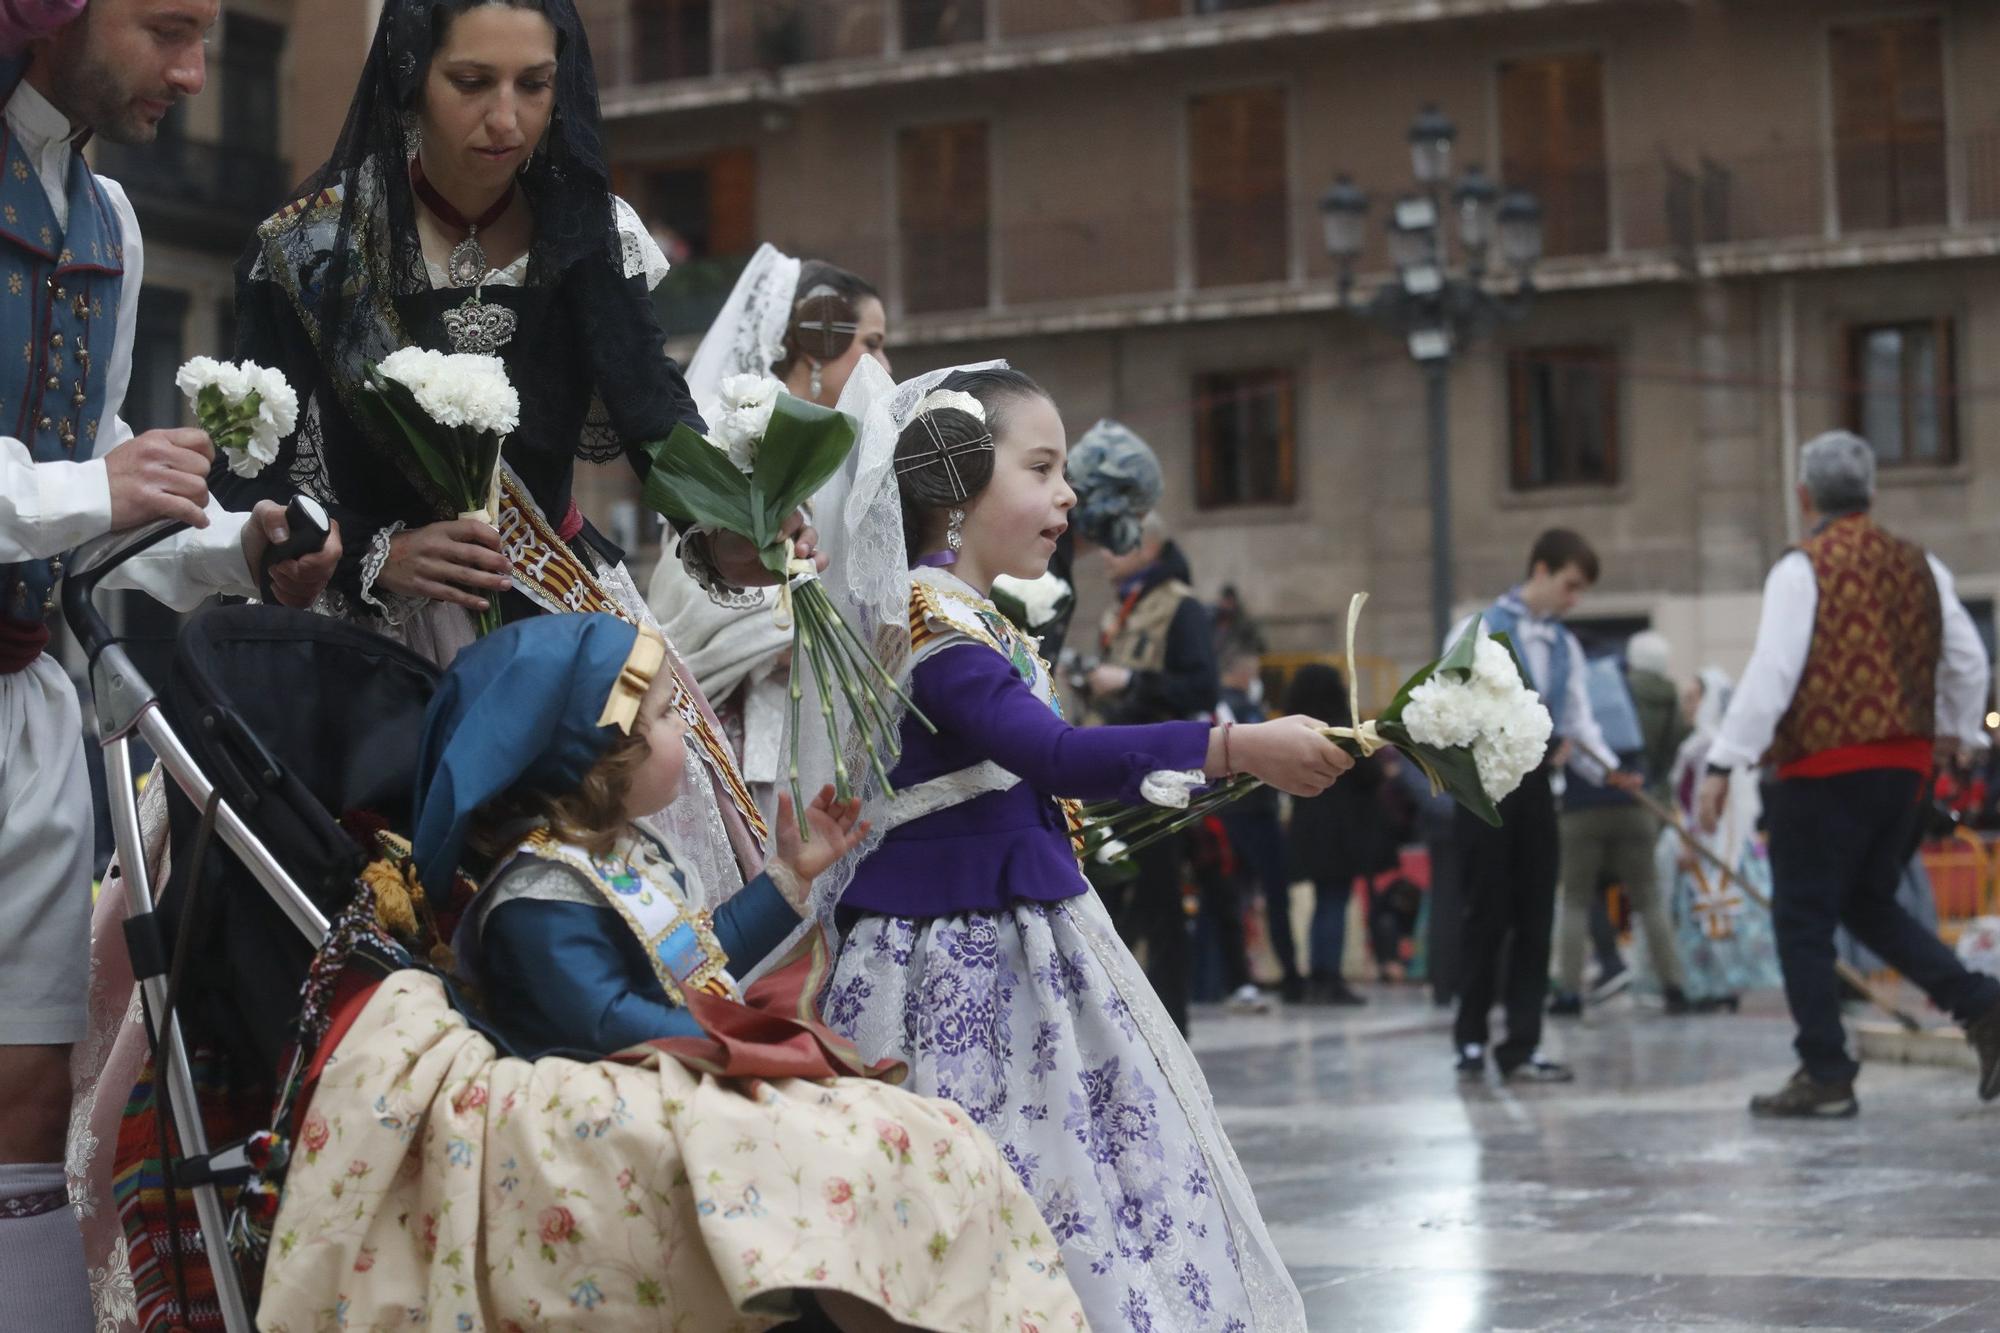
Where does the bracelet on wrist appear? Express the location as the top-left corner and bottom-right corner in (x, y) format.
(1222, 721), (1235, 777)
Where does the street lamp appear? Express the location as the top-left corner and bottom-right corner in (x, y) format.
(1318, 105), (1544, 650)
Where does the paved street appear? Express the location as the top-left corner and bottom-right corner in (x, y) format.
(1190, 989), (2000, 1332)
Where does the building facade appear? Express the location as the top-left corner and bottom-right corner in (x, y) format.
(579, 0), (2000, 690)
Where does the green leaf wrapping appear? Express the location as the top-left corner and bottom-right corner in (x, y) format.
(359, 367), (481, 513)
(751, 395), (858, 539)
(640, 422), (757, 533)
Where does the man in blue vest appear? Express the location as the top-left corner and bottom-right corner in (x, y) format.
(0, 5), (340, 1325)
(1452, 529), (1641, 1083)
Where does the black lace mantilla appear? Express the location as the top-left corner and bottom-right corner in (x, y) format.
(214, 0), (704, 603)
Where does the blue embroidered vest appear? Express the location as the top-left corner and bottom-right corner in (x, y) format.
(1480, 593), (1572, 735)
(0, 79), (127, 625)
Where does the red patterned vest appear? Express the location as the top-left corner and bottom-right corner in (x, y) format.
(1767, 514), (1940, 776)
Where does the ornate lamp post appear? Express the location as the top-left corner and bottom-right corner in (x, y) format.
(1319, 105), (1544, 649)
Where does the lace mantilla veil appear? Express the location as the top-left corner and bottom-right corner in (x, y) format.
(682, 242), (802, 422)
(771, 359), (1309, 1332)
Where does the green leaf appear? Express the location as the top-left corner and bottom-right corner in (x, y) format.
(639, 423), (756, 532)
(1375, 722), (1503, 827)
(751, 394), (858, 535)
(1376, 615), (1490, 727)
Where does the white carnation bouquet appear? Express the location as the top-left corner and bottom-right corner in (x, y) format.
(356, 348), (521, 634)
(175, 356), (298, 479)
(640, 374), (927, 835)
(1085, 596), (1552, 859)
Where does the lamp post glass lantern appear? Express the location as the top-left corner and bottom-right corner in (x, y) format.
(1325, 109), (1542, 647)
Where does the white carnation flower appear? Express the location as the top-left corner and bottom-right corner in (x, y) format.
(992, 571), (1073, 630)
(1471, 635), (1527, 692)
(177, 357), (298, 481)
(718, 373), (780, 413)
(1401, 675), (1481, 750)
(173, 356), (229, 400)
(248, 365), (299, 436)
(379, 349), (519, 436)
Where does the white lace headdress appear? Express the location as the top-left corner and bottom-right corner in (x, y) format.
(681, 242), (802, 425)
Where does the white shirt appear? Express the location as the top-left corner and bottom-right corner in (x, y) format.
(1449, 608), (1620, 782)
(1708, 545), (1991, 769)
(0, 80), (253, 611)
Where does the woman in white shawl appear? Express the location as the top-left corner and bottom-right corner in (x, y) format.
(646, 245), (889, 818)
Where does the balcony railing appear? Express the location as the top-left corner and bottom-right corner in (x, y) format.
(652, 132), (2000, 342)
(581, 0), (1633, 93)
(92, 137), (293, 250)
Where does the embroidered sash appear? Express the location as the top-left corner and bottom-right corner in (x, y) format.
(512, 828), (739, 1007)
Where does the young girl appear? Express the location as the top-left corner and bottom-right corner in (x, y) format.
(820, 367), (1349, 1333)
(255, 613), (1087, 1333)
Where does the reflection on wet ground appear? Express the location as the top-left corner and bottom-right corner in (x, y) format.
(1189, 987), (2000, 1332)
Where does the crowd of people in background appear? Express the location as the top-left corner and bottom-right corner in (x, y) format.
(1068, 449), (1997, 1119)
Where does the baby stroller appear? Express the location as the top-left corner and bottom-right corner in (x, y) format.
(65, 519), (437, 1332)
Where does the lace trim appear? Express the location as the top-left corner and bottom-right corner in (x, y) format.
(287, 397), (337, 505)
(680, 525), (762, 609)
(358, 520), (424, 625)
(872, 761), (1020, 836)
(763, 858), (810, 914)
(610, 194), (672, 290)
(1139, 768), (1208, 809)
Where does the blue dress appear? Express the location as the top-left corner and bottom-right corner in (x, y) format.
(824, 567), (1306, 1333)
(471, 824), (799, 1058)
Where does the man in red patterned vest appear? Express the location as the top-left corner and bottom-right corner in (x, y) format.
(1700, 431), (2000, 1118)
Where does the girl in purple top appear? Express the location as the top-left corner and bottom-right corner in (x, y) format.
(821, 366), (1348, 1333)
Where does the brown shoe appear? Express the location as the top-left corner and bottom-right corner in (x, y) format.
(1968, 1000), (2000, 1103)
(1749, 1068), (1858, 1119)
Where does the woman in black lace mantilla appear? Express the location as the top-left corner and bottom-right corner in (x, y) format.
(218, 0), (772, 663)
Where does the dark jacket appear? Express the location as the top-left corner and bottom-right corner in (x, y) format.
(1092, 541), (1219, 726)
(1288, 755), (1400, 884)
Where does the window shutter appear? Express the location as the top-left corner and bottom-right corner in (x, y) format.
(1189, 87), (1289, 287)
(1498, 54), (1608, 256)
(899, 122), (990, 312)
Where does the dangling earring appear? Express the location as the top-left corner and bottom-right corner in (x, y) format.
(946, 508), (966, 553)
(402, 112), (422, 159)
(808, 358), (824, 401)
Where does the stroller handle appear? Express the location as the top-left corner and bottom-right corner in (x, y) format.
(61, 518), (187, 659)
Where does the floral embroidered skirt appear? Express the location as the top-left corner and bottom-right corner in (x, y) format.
(256, 971), (1086, 1333)
(827, 899), (1306, 1333)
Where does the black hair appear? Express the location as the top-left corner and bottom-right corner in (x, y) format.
(1283, 663), (1353, 729)
(1527, 528), (1600, 584)
(773, 260), (882, 378)
(894, 367), (1051, 559)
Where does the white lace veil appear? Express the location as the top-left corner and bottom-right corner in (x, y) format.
(681, 241), (802, 424)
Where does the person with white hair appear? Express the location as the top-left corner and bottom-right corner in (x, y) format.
(1699, 429), (2000, 1117)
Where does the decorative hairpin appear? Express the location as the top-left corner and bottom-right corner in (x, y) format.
(896, 391), (995, 501)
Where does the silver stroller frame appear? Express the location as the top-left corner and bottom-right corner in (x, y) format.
(64, 521), (330, 1333)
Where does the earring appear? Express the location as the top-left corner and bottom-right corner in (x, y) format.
(401, 112), (421, 158)
(946, 508), (966, 553)
(808, 359), (824, 401)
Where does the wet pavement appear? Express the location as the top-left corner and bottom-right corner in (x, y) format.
(1188, 987), (2000, 1332)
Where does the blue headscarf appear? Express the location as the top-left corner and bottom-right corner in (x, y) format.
(410, 614), (659, 900)
(1068, 420), (1163, 556)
